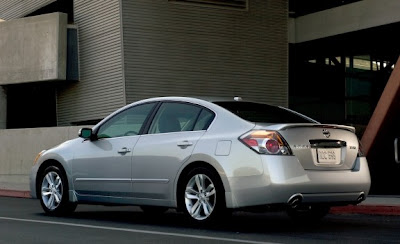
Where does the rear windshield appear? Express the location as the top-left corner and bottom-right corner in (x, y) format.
(214, 101), (315, 124)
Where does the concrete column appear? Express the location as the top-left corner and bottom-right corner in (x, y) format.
(0, 86), (6, 129)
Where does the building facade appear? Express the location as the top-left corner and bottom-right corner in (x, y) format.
(289, 0), (400, 194)
(0, 0), (399, 194)
(0, 0), (288, 128)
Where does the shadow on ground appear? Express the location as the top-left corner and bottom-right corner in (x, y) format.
(35, 204), (397, 236)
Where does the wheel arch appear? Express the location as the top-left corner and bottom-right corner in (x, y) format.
(175, 161), (229, 211)
(35, 159), (71, 199)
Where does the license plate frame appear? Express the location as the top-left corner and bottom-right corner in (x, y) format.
(317, 148), (341, 164)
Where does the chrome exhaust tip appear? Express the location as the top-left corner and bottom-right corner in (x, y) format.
(287, 193), (303, 209)
(356, 192), (366, 204)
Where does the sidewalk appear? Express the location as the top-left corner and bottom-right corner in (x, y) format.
(0, 189), (30, 198)
(331, 195), (400, 215)
(1, 189), (400, 216)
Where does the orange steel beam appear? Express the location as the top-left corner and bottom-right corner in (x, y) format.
(361, 56), (400, 156)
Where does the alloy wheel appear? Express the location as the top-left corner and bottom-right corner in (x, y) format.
(41, 171), (63, 211)
(184, 173), (216, 221)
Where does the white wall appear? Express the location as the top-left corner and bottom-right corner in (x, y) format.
(0, 126), (82, 191)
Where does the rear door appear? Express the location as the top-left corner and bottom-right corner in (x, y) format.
(131, 102), (214, 200)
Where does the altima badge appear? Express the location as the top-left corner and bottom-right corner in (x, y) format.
(322, 129), (330, 138)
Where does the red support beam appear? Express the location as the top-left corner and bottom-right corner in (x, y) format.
(362, 56), (400, 156)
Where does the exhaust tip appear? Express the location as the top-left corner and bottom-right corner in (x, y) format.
(356, 192), (366, 204)
(287, 193), (303, 209)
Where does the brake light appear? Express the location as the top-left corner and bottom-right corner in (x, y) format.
(265, 139), (280, 154)
(240, 130), (292, 155)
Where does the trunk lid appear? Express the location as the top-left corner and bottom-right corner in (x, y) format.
(255, 123), (360, 170)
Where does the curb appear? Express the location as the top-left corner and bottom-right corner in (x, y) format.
(0, 189), (31, 198)
(331, 205), (400, 216)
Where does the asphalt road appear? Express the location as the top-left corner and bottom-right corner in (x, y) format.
(1, 197), (400, 244)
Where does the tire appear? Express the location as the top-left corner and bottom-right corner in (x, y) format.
(179, 167), (229, 224)
(286, 205), (330, 222)
(38, 165), (77, 215)
(140, 206), (169, 215)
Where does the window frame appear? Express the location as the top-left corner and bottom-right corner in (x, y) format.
(143, 101), (216, 135)
(94, 102), (159, 139)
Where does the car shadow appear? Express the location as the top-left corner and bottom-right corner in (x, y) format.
(35, 205), (388, 235)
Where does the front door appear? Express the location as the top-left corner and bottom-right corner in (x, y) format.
(72, 137), (138, 197)
(72, 102), (157, 198)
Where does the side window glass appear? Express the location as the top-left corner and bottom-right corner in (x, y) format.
(149, 103), (202, 134)
(97, 103), (155, 138)
(194, 109), (215, 131)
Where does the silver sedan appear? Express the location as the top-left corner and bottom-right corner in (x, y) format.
(30, 97), (371, 223)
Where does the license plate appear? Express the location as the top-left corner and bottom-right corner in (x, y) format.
(317, 148), (341, 164)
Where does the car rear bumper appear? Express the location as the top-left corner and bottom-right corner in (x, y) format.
(225, 156), (371, 208)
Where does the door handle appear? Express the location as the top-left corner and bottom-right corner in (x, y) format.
(177, 141), (193, 148)
(118, 147), (131, 154)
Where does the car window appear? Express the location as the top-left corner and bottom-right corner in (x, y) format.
(149, 102), (202, 134)
(193, 109), (215, 130)
(213, 101), (314, 124)
(97, 103), (155, 138)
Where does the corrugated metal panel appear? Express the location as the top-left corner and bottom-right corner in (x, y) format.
(57, 0), (125, 125)
(0, 0), (56, 20)
(122, 0), (288, 106)
(171, 0), (247, 9)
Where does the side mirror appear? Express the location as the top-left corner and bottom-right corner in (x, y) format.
(395, 138), (400, 164)
(79, 128), (95, 140)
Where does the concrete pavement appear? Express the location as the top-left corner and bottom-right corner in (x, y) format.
(1, 189), (400, 216)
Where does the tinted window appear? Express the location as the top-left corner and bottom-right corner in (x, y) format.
(149, 103), (202, 134)
(194, 109), (215, 130)
(214, 101), (314, 124)
(97, 103), (155, 138)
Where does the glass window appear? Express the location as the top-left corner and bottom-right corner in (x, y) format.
(214, 101), (314, 124)
(97, 103), (155, 138)
(149, 103), (202, 134)
(194, 109), (215, 130)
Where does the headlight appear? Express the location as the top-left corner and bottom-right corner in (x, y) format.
(33, 150), (46, 165)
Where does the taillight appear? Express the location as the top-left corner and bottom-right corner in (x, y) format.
(240, 130), (292, 155)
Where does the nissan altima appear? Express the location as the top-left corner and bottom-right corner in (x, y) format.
(30, 97), (371, 223)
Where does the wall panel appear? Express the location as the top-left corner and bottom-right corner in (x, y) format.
(122, 0), (288, 106)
